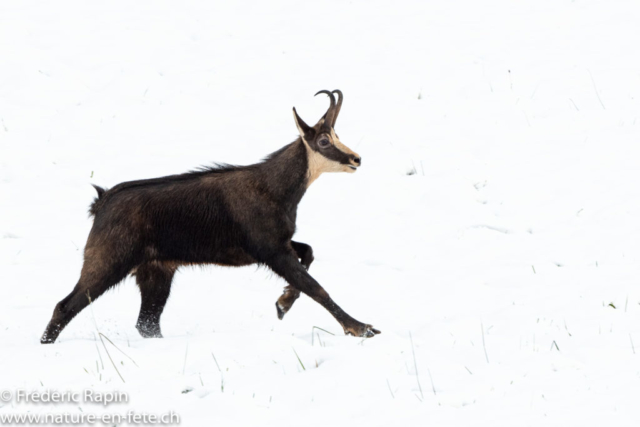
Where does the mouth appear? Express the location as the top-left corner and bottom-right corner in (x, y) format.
(348, 165), (357, 171)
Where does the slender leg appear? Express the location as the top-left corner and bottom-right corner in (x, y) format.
(134, 262), (175, 338)
(267, 248), (380, 337)
(275, 241), (313, 319)
(41, 255), (131, 344)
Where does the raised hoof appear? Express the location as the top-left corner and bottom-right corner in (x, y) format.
(344, 323), (381, 338)
(276, 287), (300, 320)
(276, 302), (286, 320)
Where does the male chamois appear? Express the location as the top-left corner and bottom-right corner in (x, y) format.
(41, 90), (380, 344)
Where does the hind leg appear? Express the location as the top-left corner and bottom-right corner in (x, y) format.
(41, 249), (131, 344)
(135, 262), (175, 338)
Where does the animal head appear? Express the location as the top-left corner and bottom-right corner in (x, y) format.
(293, 90), (361, 186)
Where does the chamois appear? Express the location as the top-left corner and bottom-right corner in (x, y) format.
(41, 90), (380, 344)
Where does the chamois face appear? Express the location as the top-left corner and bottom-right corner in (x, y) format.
(293, 90), (361, 186)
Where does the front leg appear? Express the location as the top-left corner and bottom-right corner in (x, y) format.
(275, 241), (313, 319)
(267, 248), (380, 338)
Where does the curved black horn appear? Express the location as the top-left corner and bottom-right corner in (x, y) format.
(331, 89), (343, 127)
(314, 90), (336, 129)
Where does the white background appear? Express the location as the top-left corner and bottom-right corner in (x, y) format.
(1, 1), (639, 425)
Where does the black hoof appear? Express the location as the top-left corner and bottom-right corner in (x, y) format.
(344, 324), (381, 338)
(136, 323), (163, 338)
(41, 327), (60, 344)
(364, 327), (381, 338)
(276, 302), (286, 320)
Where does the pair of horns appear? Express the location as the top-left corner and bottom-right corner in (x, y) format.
(293, 90), (344, 137)
(315, 89), (343, 129)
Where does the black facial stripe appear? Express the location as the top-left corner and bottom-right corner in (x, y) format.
(320, 144), (352, 164)
(308, 133), (353, 165)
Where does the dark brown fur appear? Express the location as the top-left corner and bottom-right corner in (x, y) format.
(41, 90), (380, 344)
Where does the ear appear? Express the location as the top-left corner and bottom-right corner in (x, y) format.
(293, 107), (315, 142)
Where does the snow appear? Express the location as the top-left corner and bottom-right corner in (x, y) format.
(1, 0), (640, 425)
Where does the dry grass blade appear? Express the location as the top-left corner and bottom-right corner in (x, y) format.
(409, 332), (424, 401)
(292, 347), (305, 371)
(86, 291), (125, 383)
(99, 333), (138, 367)
(312, 326), (334, 346)
(481, 322), (490, 363)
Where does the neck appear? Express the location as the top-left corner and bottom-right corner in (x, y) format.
(258, 139), (310, 209)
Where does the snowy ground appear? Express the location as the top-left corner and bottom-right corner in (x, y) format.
(1, 0), (640, 425)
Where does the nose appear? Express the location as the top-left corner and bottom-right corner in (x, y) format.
(351, 156), (361, 166)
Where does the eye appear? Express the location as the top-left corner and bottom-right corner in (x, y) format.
(318, 139), (330, 148)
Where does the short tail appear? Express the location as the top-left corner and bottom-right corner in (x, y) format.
(89, 184), (107, 216)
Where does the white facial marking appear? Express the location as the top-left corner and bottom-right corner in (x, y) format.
(305, 130), (360, 188)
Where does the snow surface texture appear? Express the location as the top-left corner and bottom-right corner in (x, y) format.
(1, 1), (640, 425)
